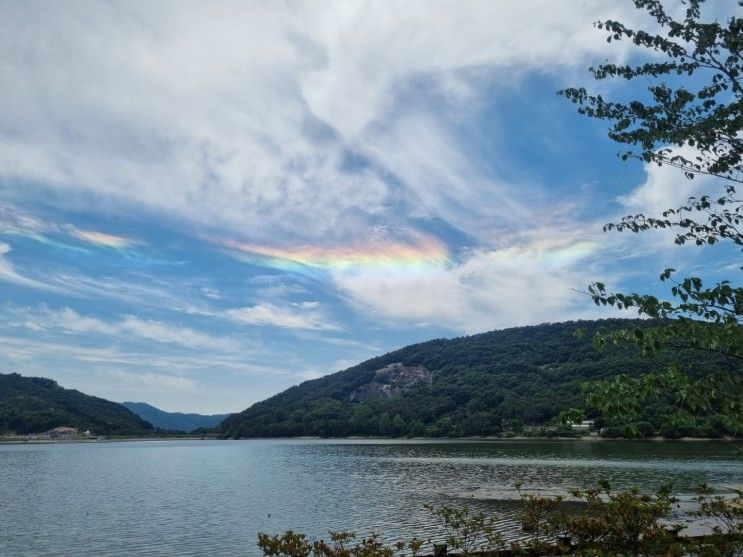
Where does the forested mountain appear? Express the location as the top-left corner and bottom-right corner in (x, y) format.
(219, 319), (734, 439)
(122, 401), (231, 432)
(0, 373), (154, 435)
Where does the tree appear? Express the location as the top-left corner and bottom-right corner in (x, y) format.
(559, 0), (742, 433)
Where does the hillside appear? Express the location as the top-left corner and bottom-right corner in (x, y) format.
(0, 373), (154, 435)
(219, 319), (733, 439)
(122, 401), (231, 432)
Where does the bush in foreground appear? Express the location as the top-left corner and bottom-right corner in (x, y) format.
(257, 483), (743, 556)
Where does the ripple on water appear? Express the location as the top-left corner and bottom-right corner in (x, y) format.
(0, 439), (740, 556)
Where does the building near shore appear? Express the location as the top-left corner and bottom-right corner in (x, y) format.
(42, 426), (79, 438)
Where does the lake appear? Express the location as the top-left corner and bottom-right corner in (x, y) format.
(0, 439), (740, 556)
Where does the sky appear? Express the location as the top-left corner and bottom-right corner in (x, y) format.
(0, 1), (738, 413)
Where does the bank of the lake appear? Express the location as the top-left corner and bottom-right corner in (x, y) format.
(3, 433), (739, 445)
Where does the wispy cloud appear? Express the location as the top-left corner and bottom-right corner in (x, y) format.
(226, 302), (340, 331)
(0, 332), (278, 376)
(295, 369), (326, 381)
(12, 306), (236, 351)
(0, 242), (63, 292)
(216, 230), (450, 273)
(103, 369), (198, 393)
(0, 204), (140, 251)
(69, 229), (136, 249)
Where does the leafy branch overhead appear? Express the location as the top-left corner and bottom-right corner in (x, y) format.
(560, 0), (742, 181)
(561, 0), (742, 431)
(588, 271), (743, 359)
(560, 0), (743, 266)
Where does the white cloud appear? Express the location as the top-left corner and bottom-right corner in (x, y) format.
(619, 148), (720, 217)
(0, 204), (139, 249)
(298, 1), (636, 140)
(118, 315), (235, 351)
(14, 306), (236, 351)
(0, 242), (61, 291)
(226, 302), (339, 331)
(201, 286), (221, 300)
(103, 369), (198, 393)
(0, 332), (276, 377)
(292, 357), (359, 382)
(0, 1), (640, 247)
(333, 236), (617, 333)
(295, 369), (326, 382)
(614, 148), (731, 261)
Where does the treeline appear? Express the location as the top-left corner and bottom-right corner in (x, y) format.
(219, 319), (736, 439)
(0, 373), (154, 435)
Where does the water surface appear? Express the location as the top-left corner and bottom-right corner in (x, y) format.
(0, 439), (739, 556)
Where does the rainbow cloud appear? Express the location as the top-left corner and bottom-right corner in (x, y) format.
(540, 241), (598, 267)
(0, 206), (139, 251)
(488, 238), (598, 266)
(70, 229), (136, 249)
(216, 233), (450, 273)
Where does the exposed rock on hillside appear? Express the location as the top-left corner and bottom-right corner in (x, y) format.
(349, 363), (432, 401)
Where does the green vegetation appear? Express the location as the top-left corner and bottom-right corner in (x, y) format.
(219, 319), (736, 439)
(0, 372), (154, 435)
(425, 505), (504, 555)
(121, 401), (231, 432)
(559, 0), (743, 429)
(258, 483), (743, 556)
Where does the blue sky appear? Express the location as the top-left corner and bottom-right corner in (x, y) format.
(0, 1), (738, 413)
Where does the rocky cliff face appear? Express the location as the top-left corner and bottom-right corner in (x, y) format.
(349, 363), (431, 401)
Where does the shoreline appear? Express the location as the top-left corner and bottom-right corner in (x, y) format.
(1, 434), (739, 445)
(221, 434), (742, 442)
(0, 434), (218, 445)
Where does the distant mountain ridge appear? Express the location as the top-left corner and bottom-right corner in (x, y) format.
(122, 401), (231, 432)
(219, 319), (731, 439)
(0, 373), (153, 435)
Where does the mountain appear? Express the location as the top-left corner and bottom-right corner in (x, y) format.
(121, 401), (231, 432)
(0, 373), (154, 435)
(219, 319), (732, 439)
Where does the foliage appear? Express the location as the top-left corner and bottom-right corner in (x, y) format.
(0, 372), (154, 435)
(218, 319), (729, 439)
(257, 530), (418, 557)
(513, 482), (564, 554)
(425, 504), (504, 555)
(695, 483), (743, 533)
(258, 530), (313, 557)
(559, 0), (742, 183)
(258, 483), (743, 556)
(587, 274), (743, 360)
(560, 0), (743, 429)
(313, 532), (395, 557)
(584, 365), (742, 437)
(563, 482), (679, 555)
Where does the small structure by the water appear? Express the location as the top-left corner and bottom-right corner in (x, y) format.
(570, 420), (594, 431)
(42, 426), (79, 438)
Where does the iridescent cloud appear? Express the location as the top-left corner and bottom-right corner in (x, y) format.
(215, 232), (450, 273)
(486, 238), (599, 269)
(0, 204), (138, 251)
(70, 229), (136, 249)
